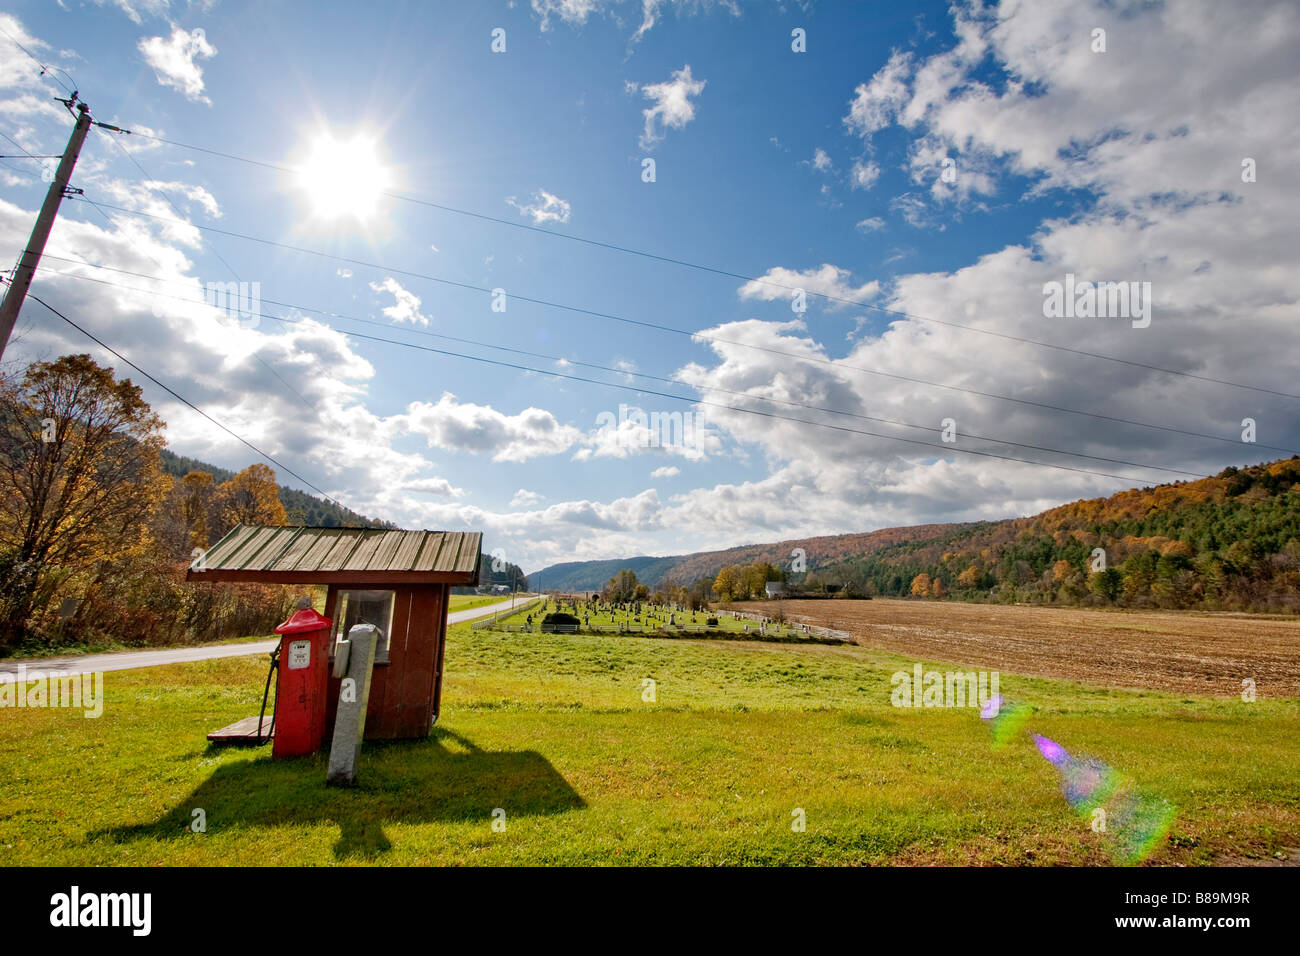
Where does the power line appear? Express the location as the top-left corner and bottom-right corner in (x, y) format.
(88, 130), (318, 415)
(119, 127), (1300, 402)
(0, 25), (77, 96)
(35, 255), (1224, 478)
(18, 284), (346, 507)
(26, 262), (1211, 486)
(69, 196), (1292, 456)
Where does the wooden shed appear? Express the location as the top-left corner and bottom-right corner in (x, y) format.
(187, 525), (481, 741)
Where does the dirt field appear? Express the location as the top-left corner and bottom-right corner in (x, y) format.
(731, 599), (1300, 697)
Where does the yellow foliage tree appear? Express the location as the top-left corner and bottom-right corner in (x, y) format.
(0, 354), (166, 647)
(910, 572), (932, 597)
(212, 463), (287, 536)
(713, 565), (739, 602)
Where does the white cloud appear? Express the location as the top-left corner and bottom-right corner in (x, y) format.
(737, 264), (880, 309)
(506, 188), (572, 225)
(369, 277), (430, 326)
(850, 159), (880, 190)
(531, 0), (602, 30)
(397, 393), (583, 462)
(651, 465), (680, 478)
(402, 477), (467, 498)
(511, 489), (545, 507)
(856, 216), (886, 233)
(93, 0), (171, 25)
(843, 50), (912, 140)
(138, 27), (216, 103)
(810, 147), (833, 172)
(531, 0), (740, 42)
(638, 64), (705, 150)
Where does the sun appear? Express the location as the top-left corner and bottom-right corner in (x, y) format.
(297, 133), (391, 221)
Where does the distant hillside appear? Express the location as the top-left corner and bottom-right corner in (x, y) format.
(531, 523), (978, 592)
(160, 449), (394, 530)
(532, 458), (1300, 612)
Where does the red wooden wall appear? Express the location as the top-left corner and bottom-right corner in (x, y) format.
(323, 582), (448, 740)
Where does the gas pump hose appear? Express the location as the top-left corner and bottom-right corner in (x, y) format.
(255, 644), (280, 745)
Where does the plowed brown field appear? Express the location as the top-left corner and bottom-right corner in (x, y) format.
(732, 598), (1300, 697)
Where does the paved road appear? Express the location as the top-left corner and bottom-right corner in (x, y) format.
(0, 595), (539, 678)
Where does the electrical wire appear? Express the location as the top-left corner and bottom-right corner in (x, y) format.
(117, 127), (1300, 402)
(34, 254), (1231, 478)
(18, 284), (346, 507)
(19, 266), (1208, 486)
(68, 196), (1292, 456)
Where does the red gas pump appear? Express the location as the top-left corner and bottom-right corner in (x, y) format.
(271, 605), (332, 759)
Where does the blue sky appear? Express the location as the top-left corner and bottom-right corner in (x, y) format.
(2, 0), (1298, 574)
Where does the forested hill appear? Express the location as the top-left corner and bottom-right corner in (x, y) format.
(533, 458), (1300, 612)
(160, 449), (394, 530)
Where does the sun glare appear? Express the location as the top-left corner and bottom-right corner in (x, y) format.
(298, 134), (391, 220)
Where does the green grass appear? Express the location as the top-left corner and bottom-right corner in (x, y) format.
(1, 619), (1296, 865)
(448, 594), (518, 613)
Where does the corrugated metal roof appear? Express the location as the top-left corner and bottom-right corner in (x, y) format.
(192, 525), (482, 578)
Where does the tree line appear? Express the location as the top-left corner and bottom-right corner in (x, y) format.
(0, 355), (306, 654)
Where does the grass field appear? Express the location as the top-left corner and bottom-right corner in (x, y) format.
(447, 593), (519, 613)
(1, 601), (1297, 866)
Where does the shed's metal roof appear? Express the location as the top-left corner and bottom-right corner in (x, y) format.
(187, 525), (482, 584)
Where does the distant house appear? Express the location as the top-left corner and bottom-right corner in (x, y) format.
(765, 582), (786, 598)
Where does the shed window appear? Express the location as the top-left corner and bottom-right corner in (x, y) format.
(334, 589), (395, 663)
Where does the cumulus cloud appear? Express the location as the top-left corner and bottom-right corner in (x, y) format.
(638, 64), (705, 150)
(397, 393), (583, 462)
(737, 264), (880, 309)
(138, 27), (216, 103)
(369, 277), (430, 326)
(402, 477), (467, 498)
(843, 49), (912, 140)
(511, 489), (545, 507)
(651, 465), (680, 478)
(506, 188), (572, 225)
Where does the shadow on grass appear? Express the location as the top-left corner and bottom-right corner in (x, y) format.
(93, 727), (585, 860)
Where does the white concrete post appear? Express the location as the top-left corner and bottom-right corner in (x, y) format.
(326, 623), (379, 786)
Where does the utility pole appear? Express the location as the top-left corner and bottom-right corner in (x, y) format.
(0, 99), (94, 360)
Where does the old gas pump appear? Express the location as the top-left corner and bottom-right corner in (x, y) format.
(271, 601), (332, 759)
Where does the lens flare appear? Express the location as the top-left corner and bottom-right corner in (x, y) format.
(1030, 734), (1176, 864)
(980, 694), (1033, 749)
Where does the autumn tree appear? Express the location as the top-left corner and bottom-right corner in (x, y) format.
(713, 565), (740, 602)
(211, 463), (287, 536)
(740, 562), (768, 599)
(604, 568), (642, 603)
(910, 572), (932, 597)
(0, 355), (166, 648)
(181, 471), (216, 550)
(151, 470), (216, 561)
(957, 564), (981, 589)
